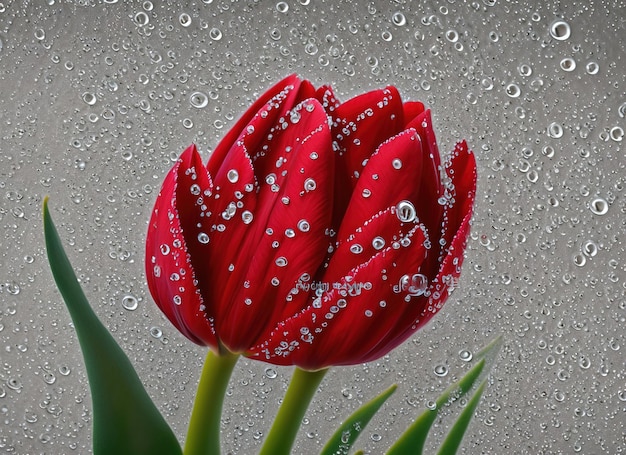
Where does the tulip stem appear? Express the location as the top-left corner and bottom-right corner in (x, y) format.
(184, 349), (239, 455)
(259, 367), (328, 455)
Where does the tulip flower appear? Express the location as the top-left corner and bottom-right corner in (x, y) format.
(145, 74), (477, 454)
(146, 74), (476, 370)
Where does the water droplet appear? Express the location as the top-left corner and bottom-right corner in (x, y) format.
(396, 200), (416, 222)
(392, 158), (402, 169)
(209, 27), (222, 41)
(190, 91), (209, 108)
(82, 92), (97, 105)
(459, 350), (473, 361)
(609, 126), (624, 142)
(550, 20), (571, 40)
(589, 197), (608, 215)
(150, 326), (163, 338)
(560, 57), (576, 72)
(391, 11), (406, 26)
(265, 367), (277, 379)
(547, 122), (564, 138)
(572, 253), (586, 267)
(198, 232), (210, 244)
(122, 295), (138, 311)
(179, 12), (192, 27)
(276, 1), (288, 13)
(585, 61), (599, 75)
(297, 219), (310, 232)
(372, 236), (385, 250)
(134, 11), (150, 26)
(275, 257), (288, 267)
(505, 83), (521, 98)
(350, 244), (363, 254)
(434, 364), (448, 377)
(304, 178), (316, 191)
(241, 211), (254, 224)
(227, 169), (239, 183)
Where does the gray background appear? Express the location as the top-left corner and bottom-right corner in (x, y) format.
(1, 0), (624, 453)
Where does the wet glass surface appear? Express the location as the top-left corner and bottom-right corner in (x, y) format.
(0, 1), (624, 453)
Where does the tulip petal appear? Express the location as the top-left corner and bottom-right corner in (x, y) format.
(329, 86), (405, 221)
(208, 74), (315, 176)
(366, 144), (476, 358)
(406, 110), (444, 238)
(316, 85), (341, 111)
(250, 222), (429, 369)
(402, 100), (426, 125)
(215, 98), (334, 352)
(335, 128), (423, 242)
(438, 141), (477, 261)
(146, 145), (218, 347)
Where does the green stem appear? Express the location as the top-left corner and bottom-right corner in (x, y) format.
(260, 367), (328, 455)
(184, 350), (239, 455)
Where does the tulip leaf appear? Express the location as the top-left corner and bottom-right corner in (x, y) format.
(320, 384), (397, 455)
(43, 197), (182, 455)
(436, 380), (487, 455)
(387, 336), (502, 455)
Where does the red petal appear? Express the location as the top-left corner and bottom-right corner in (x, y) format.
(406, 110), (444, 238)
(208, 74), (315, 177)
(335, 128), (423, 242)
(438, 141), (477, 260)
(315, 85), (341, 111)
(145, 145), (218, 348)
(329, 86), (405, 221)
(403, 101), (426, 125)
(214, 99), (334, 352)
(365, 143), (476, 358)
(249, 223), (429, 369)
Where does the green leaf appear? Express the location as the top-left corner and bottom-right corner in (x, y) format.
(436, 380), (487, 455)
(387, 336), (502, 455)
(320, 384), (397, 455)
(43, 197), (182, 455)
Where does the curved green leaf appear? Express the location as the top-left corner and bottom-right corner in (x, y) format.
(436, 380), (487, 455)
(387, 336), (502, 455)
(43, 197), (182, 455)
(321, 384), (397, 455)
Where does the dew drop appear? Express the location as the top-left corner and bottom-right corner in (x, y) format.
(297, 219), (310, 232)
(505, 83), (521, 98)
(190, 91), (209, 108)
(122, 295), (138, 311)
(304, 178), (316, 191)
(459, 350), (473, 361)
(227, 169), (239, 183)
(82, 92), (97, 105)
(434, 364), (448, 377)
(150, 326), (163, 338)
(560, 57), (576, 72)
(209, 27), (222, 41)
(197, 232), (210, 244)
(179, 12), (192, 27)
(276, 1), (289, 13)
(372, 236), (385, 250)
(392, 158), (403, 169)
(396, 200), (416, 222)
(391, 11), (406, 26)
(589, 197), (608, 215)
(547, 122), (564, 138)
(241, 211), (254, 224)
(350, 244), (363, 254)
(275, 257), (287, 267)
(550, 20), (571, 40)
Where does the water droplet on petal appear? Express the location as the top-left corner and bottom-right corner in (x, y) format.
(304, 178), (316, 191)
(396, 200), (416, 222)
(241, 211), (254, 224)
(297, 219), (310, 232)
(350, 244), (363, 254)
(275, 257), (288, 267)
(197, 232), (210, 244)
(392, 158), (402, 169)
(372, 236), (385, 250)
(227, 169), (239, 183)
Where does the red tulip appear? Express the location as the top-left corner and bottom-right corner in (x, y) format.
(146, 74), (476, 370)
